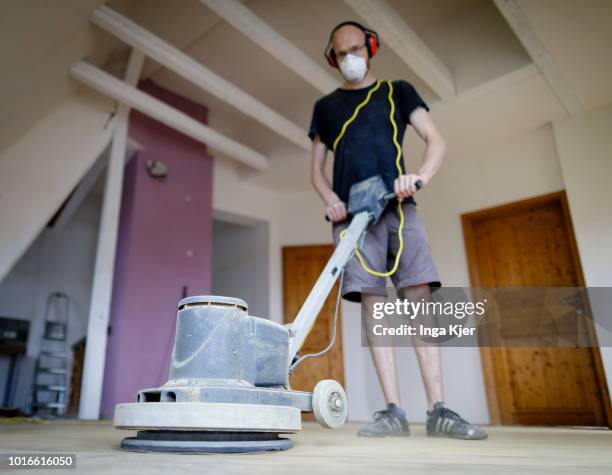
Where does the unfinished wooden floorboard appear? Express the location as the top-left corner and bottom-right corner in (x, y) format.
(2, 421), (611, 474)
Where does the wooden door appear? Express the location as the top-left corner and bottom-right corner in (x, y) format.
(282, 245), (344, 397)
(462, 192), (610, 426)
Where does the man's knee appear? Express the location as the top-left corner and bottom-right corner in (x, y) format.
(400, 284), (431, 301)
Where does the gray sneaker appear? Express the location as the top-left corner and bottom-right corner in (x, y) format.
(357, 403), (410, 437)
(426, 402), (488, 440)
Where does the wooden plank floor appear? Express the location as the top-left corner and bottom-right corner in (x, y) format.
(1, 421), (611, 474)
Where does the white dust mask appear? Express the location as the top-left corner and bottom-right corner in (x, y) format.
(339, 53), (368, 83)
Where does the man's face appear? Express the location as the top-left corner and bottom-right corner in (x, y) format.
(331, 25), (369, 67)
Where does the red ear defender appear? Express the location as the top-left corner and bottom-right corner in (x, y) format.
(367, 32), (379, 58)
(325, 48), (338, 68)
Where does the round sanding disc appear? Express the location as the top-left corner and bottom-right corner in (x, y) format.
(121, 430), (293, 454)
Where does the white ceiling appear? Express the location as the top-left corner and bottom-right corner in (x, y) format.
(0, 0), (109, 150)
(517, 0), (612, 111)
(2, 0), (611, 192)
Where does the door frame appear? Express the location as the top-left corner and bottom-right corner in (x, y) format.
(461, 190), (611, 425)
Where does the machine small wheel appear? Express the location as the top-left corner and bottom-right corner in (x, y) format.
(312, 379), (348, 429)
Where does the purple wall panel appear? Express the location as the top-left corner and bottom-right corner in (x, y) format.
(101, 80), (213, 418)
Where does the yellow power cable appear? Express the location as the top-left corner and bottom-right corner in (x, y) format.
(336, 79), (406, 278)
(333, 80), (383, 153)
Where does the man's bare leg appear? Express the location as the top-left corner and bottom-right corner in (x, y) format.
(362, 287), (443, 409)
(400, 285), (487, 439)
(359, 292), (410, 437)
(362, 293), (401, 405)
(402, 284), (443, 410)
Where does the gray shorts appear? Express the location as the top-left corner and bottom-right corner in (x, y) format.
(332, 202), (441, 302)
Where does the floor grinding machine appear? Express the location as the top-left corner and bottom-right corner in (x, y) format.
(114, 175), (417, 453)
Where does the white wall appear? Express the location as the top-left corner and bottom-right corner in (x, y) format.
(552, 104), (612, 286)
(0, 192), (102, 411)
(212, 220), (269, 318)
(553, 103), (612, 392)
(278, 124), (567, 424)
(211, 157), (283, 323)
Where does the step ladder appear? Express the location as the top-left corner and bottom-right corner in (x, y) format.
(31, 292), (70, 417)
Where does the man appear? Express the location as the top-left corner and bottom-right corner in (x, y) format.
(309, 21), (487, 440)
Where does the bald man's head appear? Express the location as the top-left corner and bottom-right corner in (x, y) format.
(331, 24), (369, 66)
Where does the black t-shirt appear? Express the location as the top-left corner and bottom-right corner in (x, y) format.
(308, 79), (429, 204)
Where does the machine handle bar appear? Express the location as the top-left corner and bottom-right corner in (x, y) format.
(325, 179), (421, 222)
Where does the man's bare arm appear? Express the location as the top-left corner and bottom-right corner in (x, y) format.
(394, 107), (446, 200)
(310, 135), (347, 222)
